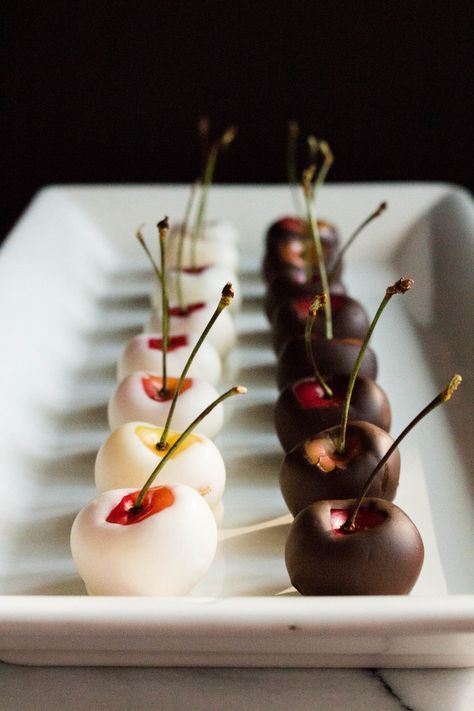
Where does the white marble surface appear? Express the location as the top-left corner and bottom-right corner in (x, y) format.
(1, 665), (473, 710)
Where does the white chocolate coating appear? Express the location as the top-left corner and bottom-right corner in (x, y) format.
(167, 232), (240, 272)
(95, 421), (226, 508)
(171, 219), (239, 246)
(70, 484), (218, 596)
(152, 265), (242, 313)
(117, 332), (222, 385)
(146, 302), (236, 359)
(108, 372), (224, 438)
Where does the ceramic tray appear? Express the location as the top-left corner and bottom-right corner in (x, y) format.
(0, 183), (473, 667)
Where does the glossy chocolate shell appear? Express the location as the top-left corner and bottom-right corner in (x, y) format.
(285, 498), (424, 595)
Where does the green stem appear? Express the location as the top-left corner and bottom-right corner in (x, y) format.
(341, 374), (462, 531)
(330, 202), (387, 282)
(336, 278), (414, 454)
(176, 180), (200, 312)
(191, 125), (237, 268)
(312, 140), (333, 205)
(158, 218), (169, 395)
(303, 169), (333, 339)
(304, 294), (333, 397)
(134, 385), (247, 510)
(158, 283), (234, 449)
(136, 226), (162, 284)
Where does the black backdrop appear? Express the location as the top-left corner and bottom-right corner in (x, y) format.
(2, 1), (473, 239)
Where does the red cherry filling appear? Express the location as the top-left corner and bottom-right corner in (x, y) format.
(276, 216), (306, 234)
(330, 507), (387, 535)
(148, 334), (189, 351)
(293, 380), (344, 409)
(169, 302), (205, 317)
(106, 486), (175, 525)
(142, 375), (192, 402)
(293, 294), (346, 320)
(180, 266), (210, 274)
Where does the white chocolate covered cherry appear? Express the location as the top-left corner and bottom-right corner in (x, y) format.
(70, 484), (217, 596)
(108, 372), (224, 438)
(95, 421), (226, 508)
(152, 265), (242, 313)
(167, 221), (240, 272)
(117, 332), (222, 385)
(146, 301), (236, 359)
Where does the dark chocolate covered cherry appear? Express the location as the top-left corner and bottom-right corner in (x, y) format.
(279, 421), (400, 516)
(274, 374), (391, 452)
(285, 497), (424, 595)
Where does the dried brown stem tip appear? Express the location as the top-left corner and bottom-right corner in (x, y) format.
(309, 293), (327, 316)
(221, 282), (234, 299)
(386, 277), (414, 296)
(221, 125), (238, 147)
(442, 374), (462, 401)
(377, 201), (388, 215)
(157, 216), (170, 232)
(307, 135), (319, 160)
(219, 282), (235, 308)
(319, 140), (334, 165)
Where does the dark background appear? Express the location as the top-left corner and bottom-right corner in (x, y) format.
(2, 1), (473, 240)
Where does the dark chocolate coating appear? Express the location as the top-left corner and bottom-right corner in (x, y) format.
(279, 421), (400, 515)
(285, 498), (424, 595)
(264, 269), (345, 322)
(263, 218), (340, 286)
(271, 294), (370, 355)
(276, 335), (378, 391)
(274, 375), (391, 452)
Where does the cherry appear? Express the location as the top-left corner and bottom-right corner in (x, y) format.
(274, 374), (391, 453)
(271, 293), (370, 355)
(279, 421), (400, 515)
(285, 498), (424, 595)
(276, 335), (378, 391)
(263, 269), (345, 322)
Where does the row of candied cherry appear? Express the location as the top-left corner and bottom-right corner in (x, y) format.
(70, 127), (246, 596)
(263, 144), (460, 596)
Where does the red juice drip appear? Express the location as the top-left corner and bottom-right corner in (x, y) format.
(107, 486), (175, 525)
(331, 508), (387, 535)
(169, 302), (205, 317)
(148, 334), (189, 351)
(142, 375), (192, 402)
(293, 380), (342, 410)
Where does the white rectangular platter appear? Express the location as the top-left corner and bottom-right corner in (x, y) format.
(0, 183), (473, 667)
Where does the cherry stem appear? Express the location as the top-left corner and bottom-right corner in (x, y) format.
(312, 140), (334, 205)
(287, 121), (303, 216)
(304, 294), (333, 397)
(157, 217), (170, 396)
(158, 283), (234, 449)
(307, 135), (319, 163)
(303, 166), (333, 339)
(336, 277), (414, 454)
(176, 179), (200, 312)
(136, 225), (162, 284)
(133, 385), (247, 511)
(191, 125), (237, 267)
(341, 374), (462, 532)
(330, 202), (387, 281)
